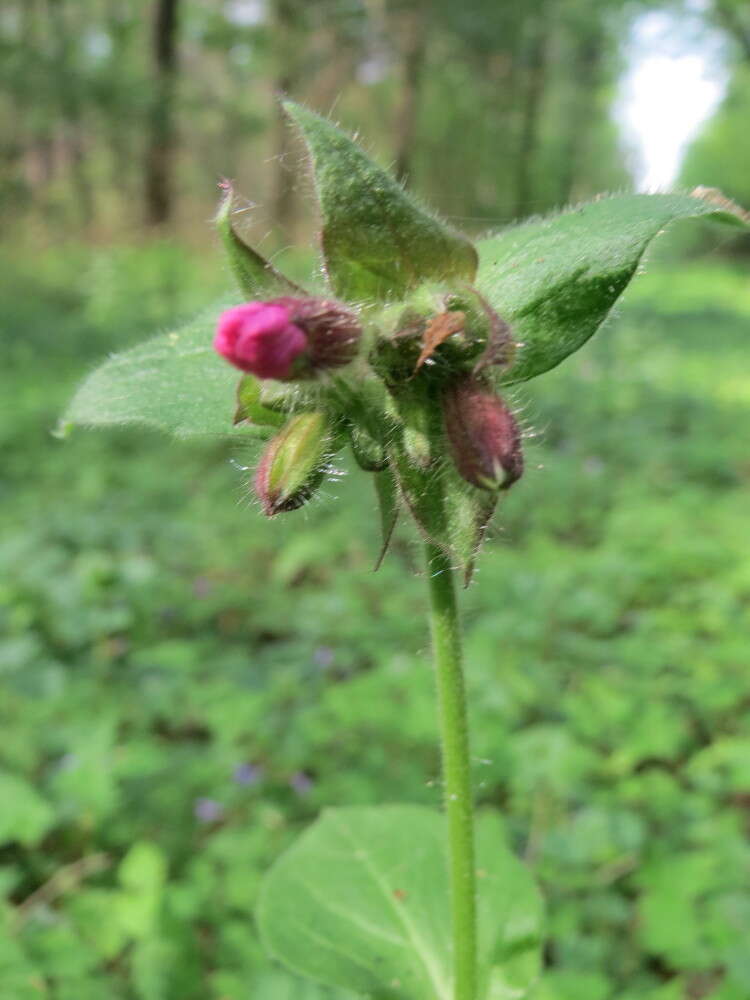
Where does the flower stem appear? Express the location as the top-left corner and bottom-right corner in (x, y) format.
(425, 541), (477, 1000)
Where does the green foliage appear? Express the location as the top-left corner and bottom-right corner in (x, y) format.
(258, 806), (542, 1000)
(59, 127), (747, 589)
(283, 101), (478, 302)
(62, 169), (747, 456)
(3, 247), (750, 998)
(0, 771), (55, 847)
(477, 193), (748, 384)
(60, 306), (269, 440)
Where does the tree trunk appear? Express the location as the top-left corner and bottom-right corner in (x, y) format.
(513, 12), (550, 218)
(557, 30), (602, 205)
(144, 0), (180, 227)
(45, 0), (94, 226)
(394, 2), (429, 185)
(714, 0), (750, 61)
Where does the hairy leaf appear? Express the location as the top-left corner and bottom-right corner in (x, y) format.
(284, 101), (478, 302)
(60, 307), (271, 439)
(215, 186), (304, 300)
(477, 192), (748, 384)
(256, 806), (542, 1000)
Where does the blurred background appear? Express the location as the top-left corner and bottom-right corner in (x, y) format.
(2, 1), (750, 998)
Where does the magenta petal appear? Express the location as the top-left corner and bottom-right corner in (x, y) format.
(213, 303), (309, 378)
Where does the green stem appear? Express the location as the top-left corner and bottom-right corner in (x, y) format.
(425, 541), (477, 1000)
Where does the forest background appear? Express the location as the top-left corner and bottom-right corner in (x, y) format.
(2, 1), (750, 998)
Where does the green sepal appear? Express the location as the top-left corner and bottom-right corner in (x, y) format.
(234, 375), (287, 428)
(215, 185), (304, 299)
(373, 466), (400, 571)
(283, 100), (478, 303)
(348, 424), (387, 472)
(391, 444), (497, 586)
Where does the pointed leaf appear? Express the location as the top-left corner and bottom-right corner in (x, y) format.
(60, 306), (272, 440)
(284, 101), (478, 302)
(476, 192), (749, 384)
(216, 187), (304, 299)
(256, 806), (542, 1000)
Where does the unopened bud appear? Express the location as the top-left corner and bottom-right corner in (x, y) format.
(442, 378), (523, 491)
(254, 411), (332, 515)
(214, 298), (360, 380)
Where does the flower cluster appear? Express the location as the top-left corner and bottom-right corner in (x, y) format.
(214, 293), (523, 526)
(214, 298), (360, 380)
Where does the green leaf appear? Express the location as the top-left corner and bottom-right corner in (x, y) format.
(215, 186), (304, 300)
(283, 101), (478, 302)
(60, 306), (272, 440)
(116, 841), (167, 939)
(476, 192), (749, 384)
(0, 770), (55, 847)
(256, 805), (542, 1000)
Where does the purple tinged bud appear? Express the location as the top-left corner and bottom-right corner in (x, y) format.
(254, 411), (332, 516)
(442, 377), (523, 491)
(214, 297), (360, 380)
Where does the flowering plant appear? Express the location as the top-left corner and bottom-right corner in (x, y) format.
(62, 102), (746, 1000)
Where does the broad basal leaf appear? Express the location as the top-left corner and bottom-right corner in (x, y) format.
(477, 192), (748, 384)
(256, 805), (543, 1000)
(60, 306), (270, 439)
(250, 971), (357, 1000)
(284, 101), (478, 303)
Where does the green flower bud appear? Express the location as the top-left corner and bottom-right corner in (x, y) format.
(254, 412), (332, 516)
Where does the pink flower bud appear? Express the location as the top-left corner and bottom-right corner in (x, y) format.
(214, 297), (360, 380)
(442, 377), (523, 491)
(214, 302), (308, 379)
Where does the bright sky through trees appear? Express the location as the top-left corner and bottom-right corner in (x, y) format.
(618, 9), (727, 191)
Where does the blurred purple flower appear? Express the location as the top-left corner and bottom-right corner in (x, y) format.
(193, 576), (213, 598)
(194, 797), (225, 823)
(56, 753), (79, 772)
(290, 771), (314, 796)
(313, 646), (335, 669)
(233, 762), (263, 786)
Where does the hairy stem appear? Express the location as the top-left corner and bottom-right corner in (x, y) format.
(425, 541), (477, 1000)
